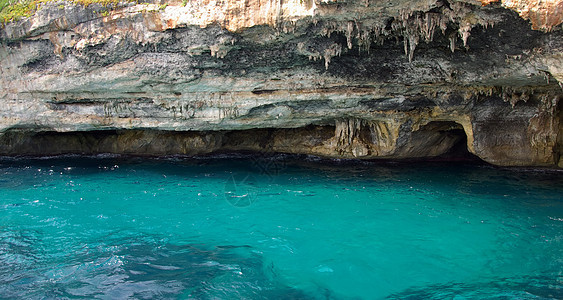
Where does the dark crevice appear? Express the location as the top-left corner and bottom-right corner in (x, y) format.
(0, 126), (484, 163)
(557, 98), (563, 166)
(251, 89), (277, 95)
(398, 121), (480, 161)
(437, 128), (480, 161)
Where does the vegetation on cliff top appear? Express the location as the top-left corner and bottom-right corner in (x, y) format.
(0, 0), (131, 24)
(0, 0), (35, 23)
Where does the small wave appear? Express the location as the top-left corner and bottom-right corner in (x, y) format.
(145, 263), (182, 271)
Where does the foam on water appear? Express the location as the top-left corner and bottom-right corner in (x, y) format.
(0, 155), (562, 299)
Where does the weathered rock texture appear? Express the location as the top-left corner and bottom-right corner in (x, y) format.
(0, 0), (562, 167)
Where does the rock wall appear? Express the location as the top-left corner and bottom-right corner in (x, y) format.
(0, 0), (562, 167)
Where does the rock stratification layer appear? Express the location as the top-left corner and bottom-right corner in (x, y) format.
(0, 0), (562, 167)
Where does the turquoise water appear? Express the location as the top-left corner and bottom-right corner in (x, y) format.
(1, 155), (562, 299)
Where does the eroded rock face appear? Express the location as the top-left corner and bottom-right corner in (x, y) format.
(0, 0), (561, 167)
(480, 0), (563, 31)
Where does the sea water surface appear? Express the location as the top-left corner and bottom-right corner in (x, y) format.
(0, 154), (562, 299)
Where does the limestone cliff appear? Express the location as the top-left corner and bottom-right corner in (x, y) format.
(0, 0), (562, 167)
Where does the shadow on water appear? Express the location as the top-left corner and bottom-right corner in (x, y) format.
(1, 153), (562, 199)
(387, 275), (563, 299)
(0, 229), (46, 298)
(0, 230), (313, 299)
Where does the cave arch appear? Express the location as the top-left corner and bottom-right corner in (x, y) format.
(399, 121), (477, 160)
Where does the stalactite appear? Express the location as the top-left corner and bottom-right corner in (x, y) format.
(358, 29), (372, 53)
(396, 9), (449, 62)
(336, 118), (364, 147)
(296, 40), (342, 70)
(346, 21), (354, 49)
(304, 2), (501, 63)
(529, 95), (560, 159)
(407, 34), (419, 62)
(421, 13), (438, 42)
(458, 22), (472, 47)
(392, 2), (501, 60)
(333, 119), (393, 157)
(449, 33), (456, 52)
(323, 43), (342, 70)
(501, 87), (535, 108)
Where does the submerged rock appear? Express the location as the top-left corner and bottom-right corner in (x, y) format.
(0, 0), (561, 167)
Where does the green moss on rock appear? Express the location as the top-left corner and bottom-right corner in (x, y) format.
(0, 0), (131, 24)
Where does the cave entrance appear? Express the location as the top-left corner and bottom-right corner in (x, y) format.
(407, 121), (477, 161)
